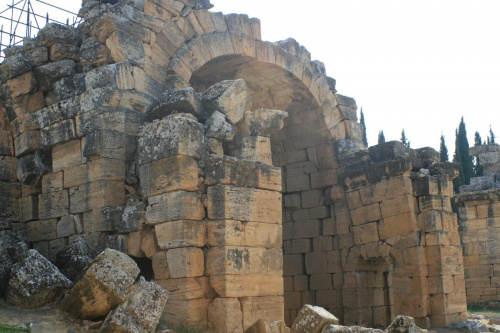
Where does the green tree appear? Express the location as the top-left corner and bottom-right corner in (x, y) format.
(360, 108), (368, 147)
(452, 117), (474, 194)
(378, 130), (385, 144)
(488, 125), (496, 144)
(474, 131), (484, 177)
(400, 129), (410, 147)
(439, 134), (449, 162)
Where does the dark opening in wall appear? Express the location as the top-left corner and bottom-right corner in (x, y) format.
(131, 256), (154, 281)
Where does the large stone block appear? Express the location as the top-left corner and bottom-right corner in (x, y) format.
(38, 190), (69, 220)
(26, 219), (57, 242)
(62, 248), (140, 319)
(237, 109), (288, 137)
(206, 220), (245, 246)
(100, 277), (168, 333)
(207, 185), (281, 223)
(83, 130), (136, 161)
(225, 134), (272, 164)
(69, 180), (125, 213)
(6, 250), (72, 309)
(209, 275), (283, 297)
(40, 119), (77, 147)
(156, 277), (215, 301)
(241, 296), (285, 332)
(0, 156), (18, 182)
(145, 191), (205, 224)
(140, 155), (200, 197)
(52, 140), (82, 172)
(41, 171), (63, 193)
(106, 31), (145, 66)
(148, 87), (206, 121)
(291, 304), (339, 333)
(245, 222), (282, 248)
(16, 150), (51, 185)
(204, 110), (235, 142)
(208, 298), (244, 333)
(205, 156), (281, 191)
(33, 60), (76, 92)
(138, 114), (204, 165)
(162, 298), (210, 330)
(155, 220), (206, 249)
(167, 247), (204, 278)
(200, 79), (251, 125)
(19, 195), (38, 222)
(206, 246), (268, 276)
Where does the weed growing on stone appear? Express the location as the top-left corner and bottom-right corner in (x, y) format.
(0, 322), (32, 333)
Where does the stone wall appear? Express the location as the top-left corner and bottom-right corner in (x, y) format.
(456, 144), (500, 303)
(0, 0), (471, 330)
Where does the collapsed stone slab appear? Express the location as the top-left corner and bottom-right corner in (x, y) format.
(6, 249), (72, 309)
(100, 277), (168, 333)
(62, 248), (140, 319)
(291, 304), (339, 333)
(55, 237), (98, 281)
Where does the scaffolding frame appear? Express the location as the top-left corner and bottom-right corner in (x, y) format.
(0, 0), (83, 60)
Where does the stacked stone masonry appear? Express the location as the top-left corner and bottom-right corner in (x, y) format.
(0, 0), (476, 331)
(456, 144), (500, 303)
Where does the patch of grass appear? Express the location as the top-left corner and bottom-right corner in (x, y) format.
(468, 304), (500, 313)
(0, 323), (32, 333)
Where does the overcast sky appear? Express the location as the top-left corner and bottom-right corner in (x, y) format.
(3, 1), (499, 152)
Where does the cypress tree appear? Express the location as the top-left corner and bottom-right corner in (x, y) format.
(439, 134), (449, 162)
(378, 130), (385, 144)
(474, 131), (484, 177)
(489, 126), (496, 144)
(360, 108), (368, 147)
(453, 117), (474, 193)
(401, 129), (410, 147)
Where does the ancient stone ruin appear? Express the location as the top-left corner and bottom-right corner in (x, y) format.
(0, 0), (498, 331)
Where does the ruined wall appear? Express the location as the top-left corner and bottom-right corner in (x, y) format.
(0, 0), (470, 331)
(456, 144), (500, 303)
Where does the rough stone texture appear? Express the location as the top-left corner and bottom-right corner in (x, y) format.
(62, 248), (140, 319)
(6, 249), (72, 308)
(55, 238), (97, 281)
(100, 277), (168, 333)
(291, 304), (339, 333)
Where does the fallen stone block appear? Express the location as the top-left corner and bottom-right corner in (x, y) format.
(455, 320), (488, 333)
(386, 316), (428, 333)
(0, 228), (28, 262)
(201, 79), (252, 125)
(205, 110), (235, 142)
(100, 277), (168, 333)
(33, 60), (76, 92)
(237, 109), (288, 137)
(6, 249), (72, 309)
(0, 54), (31, 83)
(208, 297), (243, 333)
(147, 87), (205, 121)
(247, 319), (290, 333)
(291, 304), (339, 333)
(62, 248), (140, 319)
(56, 238), (98, 281)
(321, 326), (384, 333)
(37, 23), (79, 47)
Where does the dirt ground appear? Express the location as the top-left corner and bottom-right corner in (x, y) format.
(1, 300), (498, 333)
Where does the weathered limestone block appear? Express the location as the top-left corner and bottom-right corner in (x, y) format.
(210, 275), (283, 297)
(40, 119), (77, 147)
(162, 298), (210, 330)
(34, 60), (76, 92)
(0, 129), (14, 156)
(80, 87), (151, 114)
(368, 141), (410, 163)
(54, 73), (86, 100)
(69, 180), (125, 214)
(14, 131), (41, 157)
(106, 31), (146, 66)
(291, 304), (339, 333)
(5, 71), (36, 98)
(6, 249), (72, 309)
(83, 130), (136, 161)
(206, 220), (245, 246)
(56, 238), (97, 281)
(49, 43), (80, 62)
(26, 219), (57, 242)
(0, 54), (31, 83)
(16, 150), (51, 185)
(207, 246), (267, 276)
(148, 87), (205, 121)
(0, 242), (12, 297)
(84, 62), (134, 90)
(155, 220), (206, 249)
(386, 315), (427, 333)
(205, 156), (282, 191)
(151, 251), (170, 279)
(37, 23), (79, 47)
(156, 277), (215, 301)
(146, 191), (205, 224)
(139, 155), (200, 197)
(138, 114), (204, 165)
(41, 171), (63, 193)
(245, 222), (282, 248)
(208, 297), (244, 333)
(166, 247), (204, 278)
(100, 277), (168, 333)
(237, 109), (288, 137)
(225, 134), (272, 164)
(115, 202), (145, 233)
(38, 190), (69, 219)
(0, 156), (18, 182)
(57, 215), (77, 238)
(200, 79), (252, 125)
(79, 38), (112, 68)
(207, 185), (282, 223)
(204, 110), (235, 142)
(19, 195), (38, 222)
(62, 248), (140, 319)
(241, 296), (285, 331)
(247, 319), (290, 333)
(140, 228), (161, 258)
(0, 229), (28, 263)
